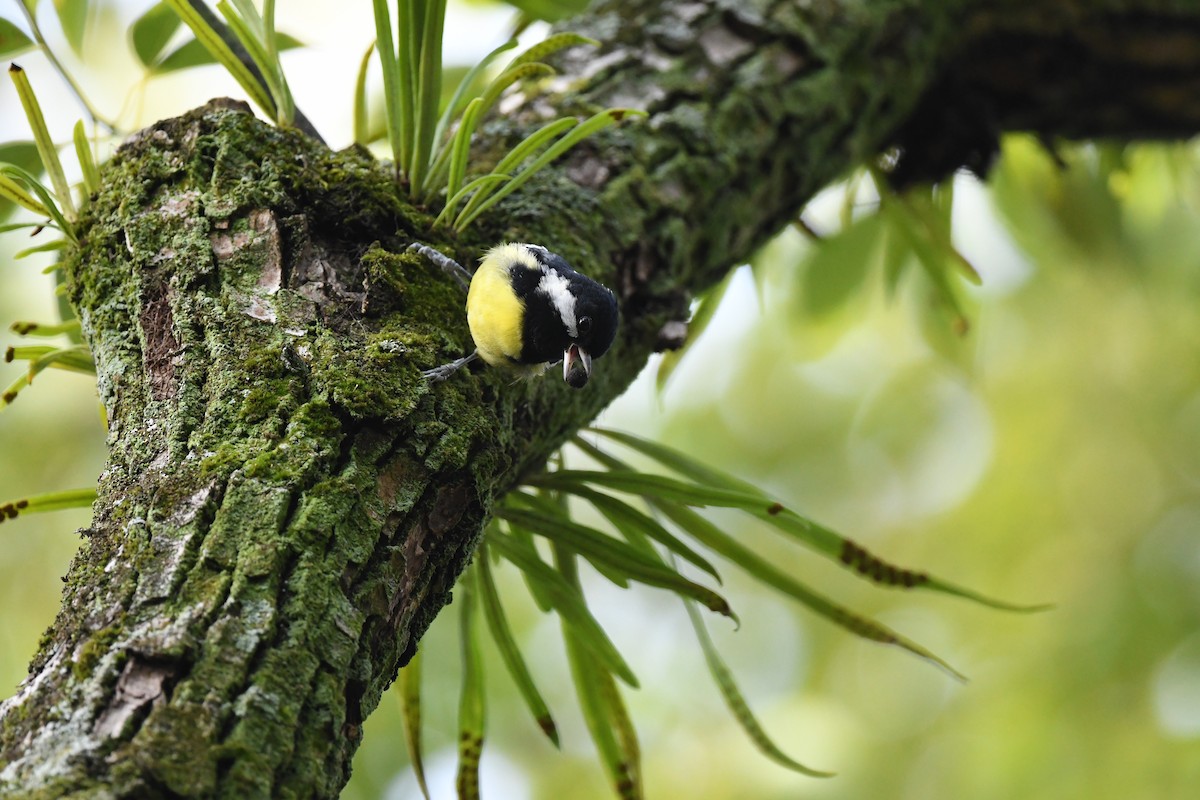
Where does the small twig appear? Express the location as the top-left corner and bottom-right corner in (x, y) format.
(15, 0), (116, 134)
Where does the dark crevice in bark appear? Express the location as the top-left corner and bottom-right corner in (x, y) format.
(139, 283), (182, 403)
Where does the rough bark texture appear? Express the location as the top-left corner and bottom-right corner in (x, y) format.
(3, 0), (1200, 796)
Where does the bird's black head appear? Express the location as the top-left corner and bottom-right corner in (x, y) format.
(563, 276), (619, 388)
(517, 245), (620, 389)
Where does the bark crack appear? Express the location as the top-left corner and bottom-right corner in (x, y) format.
(93, 656), (179, 740)
(139, 283), (182, 402)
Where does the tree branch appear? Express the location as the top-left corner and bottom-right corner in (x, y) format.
(2, 0), (1199, 795)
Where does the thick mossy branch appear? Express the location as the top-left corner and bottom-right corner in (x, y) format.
(0, 102), (505, 798)
(0, 97), (656, 798)
(3, 0), (1200, 796)
(0, 94), (611, 792)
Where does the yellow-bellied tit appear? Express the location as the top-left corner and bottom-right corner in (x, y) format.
(410, 242), (619, 388)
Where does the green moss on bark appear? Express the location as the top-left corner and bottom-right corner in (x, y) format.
(7, 0), (1191, 794)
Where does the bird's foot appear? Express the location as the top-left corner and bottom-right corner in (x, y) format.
(407, 242), (472, 291)
(422, 351), (479, 382)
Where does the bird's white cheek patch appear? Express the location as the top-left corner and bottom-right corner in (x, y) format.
(538, 269), (578, 337)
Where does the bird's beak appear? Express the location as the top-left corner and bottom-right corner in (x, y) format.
(563, 343), (592, 388)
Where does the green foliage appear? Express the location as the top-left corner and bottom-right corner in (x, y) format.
(477, 546), (559, 745)
(662, 168), (984, 395)
(563, 436), (967, 679)
(455, 565), (486, 800)
(13, 238), (66, 259)
(9, 64), (76, 222)
(395, 419), (1047, 797)
(1, 303), (91, 413)
(72, 120), (98, 195)
(9, 0), (113, 130)
(51, 0), (88, 55)
(0, 165), (51, 220)
(0, 487), (95, 524)
(447, 107), (645, 233)
(558, 539), (642, 800)
(371, 0), (434, 186)
(0, 58), (93, 415)
(0, 17), (35, 57)
(0, 163), (73, 241)
(429, 39), (517, 168)
(8, 319), (79, 337)
(2, 343), (93, 408)
(129, 0), (180, 65)
(500, 495), (736, 619)
(0, 142), (42, 223)
(486, 527), (638, 685)
(396, 652), (431, 800)
(353, 42), (375, 146)
(367, 4), (638, 227)
(682, 597), (833, 778)
(130, 0), (304, 76)
(161, 0), (295, 125)
(435, 35), (639, 231)
(799, 169), (978, 332)
(3, 0), (639, 250)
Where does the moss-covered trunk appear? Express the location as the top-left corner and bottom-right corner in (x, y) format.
(3, 0), (1199, 796)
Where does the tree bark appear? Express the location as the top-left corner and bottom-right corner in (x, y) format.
(2, 0), (1199, 796)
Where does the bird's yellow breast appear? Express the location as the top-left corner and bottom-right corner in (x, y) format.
(466, 244), (530, 367)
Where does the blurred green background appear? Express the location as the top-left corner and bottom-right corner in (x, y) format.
(4, 2), (1200, 799)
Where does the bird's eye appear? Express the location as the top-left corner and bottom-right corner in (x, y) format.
(577, 316), (592, 336)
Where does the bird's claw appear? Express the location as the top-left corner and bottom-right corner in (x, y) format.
(422, 364), (458, 383)
(407, 242), (471, 291)
(421, 351), (479, 383)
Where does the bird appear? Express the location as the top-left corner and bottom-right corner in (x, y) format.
(409, 242), (619, 389)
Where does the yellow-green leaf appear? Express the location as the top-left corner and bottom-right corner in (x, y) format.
(455, 564), (486, 800)
(395, 653), (430, 800)
(130, 1), (180, 67)
(588, 428), (1048, 612)
(478, 547), (559, 745)
(508, 31), (597, 67)
(52, 0), (88, 56)
(488, 529), (639, 686)
(0, 17), (35, 58)
(565, 483), (722, 581)
(683, 597), (834, 778)
(0, 487), (95, 522)
(556, 545), (642, 800)
(9, 64), (77, 221)
(497, 500), (735, 620)
(9, 319), (80, 337)
(800, 212), (883, 318)
(0, 142), (42, 222)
